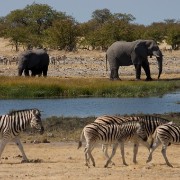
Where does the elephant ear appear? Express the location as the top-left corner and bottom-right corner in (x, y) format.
(134, 41), (148, 59)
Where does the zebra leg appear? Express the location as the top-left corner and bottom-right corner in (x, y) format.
(87, 150), (95, 167)
(146, 138), (161, 163)
(84, 143), (95, 167)
(161, 144), (173, 167)
(0, 139), (9, 160)
(133, 142), (139, 164)
(120, 142), (128, 166)
(86, 145), (95, 165)
(102, 144), (115, 165)
(14, 138), (29, 162)
(104, 143), (118, 168)
(102, 144), (109, 159)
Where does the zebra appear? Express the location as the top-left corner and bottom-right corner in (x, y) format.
(0, 108), (44, 163)
(147, 122), (180, 167)
(94, 115), (170, 165)
(77, 121), (148, 168)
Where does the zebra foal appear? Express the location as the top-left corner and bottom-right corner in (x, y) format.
(94, 115), (170, 164)
(0, 108), (44, 163)
(147, 122), (180, 167)
(78, 121), (148, 168)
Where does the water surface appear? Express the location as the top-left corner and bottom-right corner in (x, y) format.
(0, 92), (179, 118)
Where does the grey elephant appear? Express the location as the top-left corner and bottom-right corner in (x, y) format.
(18, 49), (49, 77)
(106, 40), (163, 80)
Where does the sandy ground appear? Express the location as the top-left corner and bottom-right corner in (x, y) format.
(0, 142), (180, 180)
(0, 51), (180, 80)
(0, 38), (180, 79)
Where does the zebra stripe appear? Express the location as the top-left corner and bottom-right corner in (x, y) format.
(95, 115), (170, 136)
(0, 108), (44, 163)
(147, 122), (180, 167)
(78, 121), (148, 167)
(94, 115), (170, 164)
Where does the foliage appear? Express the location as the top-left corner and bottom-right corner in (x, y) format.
(0, 3), (72, 50)
(91, 8), (112, 24)
(45, 18), (79, 50)
(0, 4), (180, 51)
(165, 23), (180, 49)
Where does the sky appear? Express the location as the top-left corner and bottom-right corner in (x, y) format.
(0, 0), (179, 25)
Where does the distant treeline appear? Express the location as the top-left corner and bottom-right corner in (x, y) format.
(0, 3), (179, 51)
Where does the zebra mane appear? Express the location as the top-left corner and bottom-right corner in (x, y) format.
(140, 115), (170, 122)
(8, 109), (37, 115)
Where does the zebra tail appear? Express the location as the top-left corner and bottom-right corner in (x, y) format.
(77, 129), (84, 149)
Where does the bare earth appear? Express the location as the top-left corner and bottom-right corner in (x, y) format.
(0, 142), (180, 180)
(0, 38), (180, 179)
(0, 38), (180, 79)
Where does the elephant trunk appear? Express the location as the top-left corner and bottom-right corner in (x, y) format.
(157, 58), (162, 79)
(153, 50), (163, 79)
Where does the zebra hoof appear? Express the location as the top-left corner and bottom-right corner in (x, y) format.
(123, 162), (128, 166)
(133, 160), (138, 164)
(167, 163), (173, 168)
(111, 162), (115, 166)
(146, 157), (152, 163)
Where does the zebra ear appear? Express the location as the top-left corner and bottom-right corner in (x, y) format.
(32, 109), (40, 115)
(32, 109), (36, 115)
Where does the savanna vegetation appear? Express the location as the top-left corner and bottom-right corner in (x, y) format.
(0, 3), (179, 51)
(22, 112), (180, 142)
(0, 76), (179, 99)
(0, 4), (179, 144)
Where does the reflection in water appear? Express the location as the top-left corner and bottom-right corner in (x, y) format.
(0, 92), (179, 118)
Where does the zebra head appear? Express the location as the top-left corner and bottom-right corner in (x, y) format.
(30, 109), (44, 135)
(136, 121), (148, 141)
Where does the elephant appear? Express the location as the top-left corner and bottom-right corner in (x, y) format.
(18, 49), (49, 77)
(106, 40), (163, 80)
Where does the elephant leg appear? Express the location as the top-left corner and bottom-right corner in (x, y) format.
(142, 62), (152, 81)
(110, 69), (114, 80)
(134, 64), (141, 80)
(110, 68), (120, 80)
(18, 69), (23, 76)
(24, 69), (29, 76)
(31, 70), (36, 77)
(42, 67), (48, 77)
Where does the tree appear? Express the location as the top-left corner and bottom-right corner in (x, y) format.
(113, 13), (135, 23)
(45, 18), (79, 51)
(166, 25), (180, 49)
(143, 23), (166, 42)
(91, 8), (112, 24)
(2, 3), (67, 50)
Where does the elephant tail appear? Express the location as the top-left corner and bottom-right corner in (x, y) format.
(105, 54), (108, 71)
